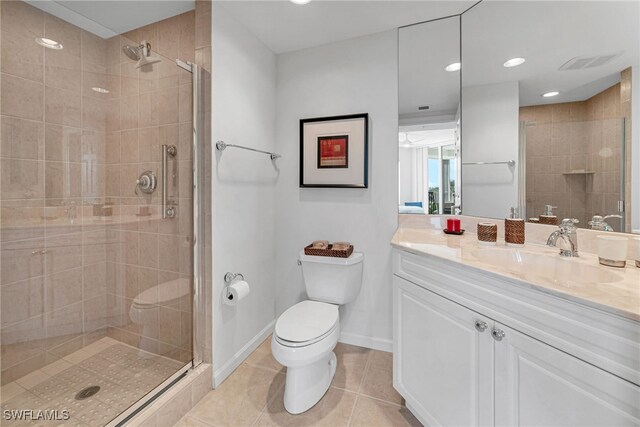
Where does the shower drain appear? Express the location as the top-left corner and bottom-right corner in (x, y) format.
(75, 385), (101, 400)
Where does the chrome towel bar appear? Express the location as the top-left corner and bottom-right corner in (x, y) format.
(462, 160), (516, 166)
(216, 140), (281, 160)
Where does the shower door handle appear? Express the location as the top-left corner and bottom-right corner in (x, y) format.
(162, 144), (177, 218)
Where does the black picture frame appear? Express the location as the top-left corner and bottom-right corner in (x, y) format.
(299, 113), (369, 188)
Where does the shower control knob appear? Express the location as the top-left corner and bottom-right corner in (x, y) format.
(135, 171), (157, 194)
(165, 206), (177, 218)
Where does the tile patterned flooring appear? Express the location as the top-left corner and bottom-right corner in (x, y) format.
(177, 337), (421, 427)
(1, 337), (185, 426)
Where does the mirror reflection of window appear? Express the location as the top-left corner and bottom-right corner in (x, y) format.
(398, 126), (459, 215)
(442, 145), (457, 213)
(427, 147), (440, 214)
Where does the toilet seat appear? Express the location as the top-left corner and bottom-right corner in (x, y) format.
(275, 300), (339, 348)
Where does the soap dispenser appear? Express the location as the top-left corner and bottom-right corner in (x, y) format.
(505, 207), (525, 247)
(539, 205), (558, 225)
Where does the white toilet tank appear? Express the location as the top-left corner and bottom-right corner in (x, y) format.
(299, 250), (363, 305)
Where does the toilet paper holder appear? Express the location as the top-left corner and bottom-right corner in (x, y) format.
(224, 272), (244, 284)
(224, 272), (244, 298)
(223, 272), (248, 303)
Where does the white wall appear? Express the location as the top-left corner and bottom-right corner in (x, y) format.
(461, 81), (520, 219)
(211, 4), (278, 382)
(274, 30), (399, 350)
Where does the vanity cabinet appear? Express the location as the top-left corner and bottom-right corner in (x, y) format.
(392, 250), (640, 427)
(495, 322), (640, 427)
(394, 276), (494, 427)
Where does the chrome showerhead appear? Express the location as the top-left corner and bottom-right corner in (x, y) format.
(122, 41), (162, 69)
(122, 44), (142, 61)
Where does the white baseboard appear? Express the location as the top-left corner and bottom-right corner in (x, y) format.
(339, 332), (392, 352)
(213, 319), (276, 388)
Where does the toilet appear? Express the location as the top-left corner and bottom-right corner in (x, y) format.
(129, 277), (191, 344)
(271, 250), (363, 414)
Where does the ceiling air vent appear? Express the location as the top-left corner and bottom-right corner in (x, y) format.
(559, 52), (623, 71)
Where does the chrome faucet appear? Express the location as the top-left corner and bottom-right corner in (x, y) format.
(546, 218), (579, 257)
(589, 214), (622, 232)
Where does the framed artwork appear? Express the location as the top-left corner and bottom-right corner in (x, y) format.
(300, 113), (368, 188)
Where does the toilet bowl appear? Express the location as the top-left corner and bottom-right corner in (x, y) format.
(129, 278), (191, 344)
(272, 251), (363, 414)
(272, 300), (340, 414)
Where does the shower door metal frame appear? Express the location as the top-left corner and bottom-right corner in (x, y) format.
(107, 59), (209, 427)
(187, 60), (208, 368)
(618, 117), (627, 232)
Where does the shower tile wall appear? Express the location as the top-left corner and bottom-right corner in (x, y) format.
(1, 0), (111, 385)
(103, 12), (195, 363)
(0, 1), (200, 385)
(521, 76), (629, 230)
(584, 82), (625, 230)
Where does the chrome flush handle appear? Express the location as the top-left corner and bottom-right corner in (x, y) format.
(491, 328), (506, 341)
(474, 320), (488, 332)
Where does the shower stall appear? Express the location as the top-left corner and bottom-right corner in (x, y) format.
(0, 1), (211, 425)
(521, 117), (627, 231)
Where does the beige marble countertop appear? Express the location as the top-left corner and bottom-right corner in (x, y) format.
(392, 225), (640, 322)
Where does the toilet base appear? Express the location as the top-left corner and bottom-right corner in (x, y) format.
(283, 351), (337, 414)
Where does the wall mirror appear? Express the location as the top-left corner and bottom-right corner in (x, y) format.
(399, 1), (639, 234)
(398, 16), (461, 216)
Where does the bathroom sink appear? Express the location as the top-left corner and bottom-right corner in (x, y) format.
(470, 248), (623, 287)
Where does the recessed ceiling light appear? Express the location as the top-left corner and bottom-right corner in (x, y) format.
(290, 0), (311, 4)
(445, 62), (461, 72)
(542, 91), (560, 98)
(92, 87), (109, 94)
(35, 37), (63, 50)
(503, 57), (525, 68)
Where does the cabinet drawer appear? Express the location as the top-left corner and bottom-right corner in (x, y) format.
(393, 249), (640, 385)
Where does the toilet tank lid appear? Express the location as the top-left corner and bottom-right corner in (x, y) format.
(299, 251), (363, 266)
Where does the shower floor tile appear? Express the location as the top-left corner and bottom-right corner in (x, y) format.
(1, 338), (186, 426)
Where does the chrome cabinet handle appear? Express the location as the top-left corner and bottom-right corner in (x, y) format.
(491, 328), (506, 341)
(162, 144), (177, 218)
(474, 320), (488, 332)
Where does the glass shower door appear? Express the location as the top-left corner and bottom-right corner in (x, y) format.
(587, 117), (626, 232)
(0, 2), (198, 424)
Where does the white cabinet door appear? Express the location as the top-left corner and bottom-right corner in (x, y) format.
(393, 276), (494, 427)
(494, 323), (640, 427)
